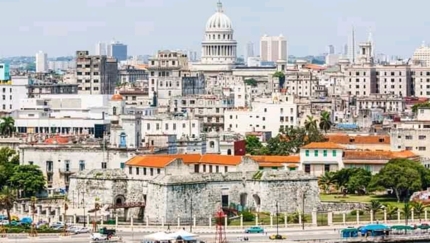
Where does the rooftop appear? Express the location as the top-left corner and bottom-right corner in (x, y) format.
(301, 142), (344, 150)
(325, 134), (390, 145)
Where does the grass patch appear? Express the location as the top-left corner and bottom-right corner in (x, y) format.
(320, 194), (404, 208)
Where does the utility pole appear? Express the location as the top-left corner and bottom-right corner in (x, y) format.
(190, 197), (193, 232)
(302, 191), (306, 230)
(276, 201), (279, 237)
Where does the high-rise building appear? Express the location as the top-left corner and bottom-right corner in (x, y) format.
(245, 42), (254, 59)
(0, 63), (10, 81)
(35, 51), (48, 73)
(327, 45), (335, 55)
(75, 51), (118, 95)
(260, 34), (287, 62)
(95, 42), (106, 56)
(107, 41), (128, 61)
(348, 27), (356, 64)
(343, 44), (348, 57)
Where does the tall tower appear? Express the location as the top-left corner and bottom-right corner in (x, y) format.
(367, 27), (374, 57)
(348, 26), (356, 64)
(35, 51), (48, 73)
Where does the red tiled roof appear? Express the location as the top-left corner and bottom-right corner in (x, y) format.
(302, 142), (344, 149)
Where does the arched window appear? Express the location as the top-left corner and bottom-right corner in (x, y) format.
(209, 141), (215, 148)
(227, 149), (232, 155)
(113, 107), (117, 115)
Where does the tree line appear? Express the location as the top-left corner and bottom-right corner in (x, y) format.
(245, 111), (333, 156)
(0, 147), (46, 221)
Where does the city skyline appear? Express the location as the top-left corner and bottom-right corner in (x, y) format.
(0, 0), (429, 57)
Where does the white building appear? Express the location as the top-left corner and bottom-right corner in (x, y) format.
(0, 76), (29, 112)
(412, 42), (430, 67)
(260, 34), (287, 62)
(192, 1), (237, 72)
(224, 93), (297, 136)
(298, 142), (345, 177)
(36, 51), (48, 73)
(95, 42), (107, 56)
(13, 94), (110, 136)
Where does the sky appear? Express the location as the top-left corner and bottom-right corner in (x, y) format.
(0, 0), (429, 57)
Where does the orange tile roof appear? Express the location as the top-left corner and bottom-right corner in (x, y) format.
(302, 142), (344, 149)
(325, 134), (390, 144)
(251, 155), (300, 163)
(200, 154), (243, 165)
(125, 154), (243, 167)
(343, 150), (418, 161)
(125, 156), (174, 168)
(44, 136), (70, 144)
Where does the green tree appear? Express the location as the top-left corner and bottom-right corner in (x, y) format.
(365, 200), (382, 221)
(403, 203), (412, 225)
(318, 172), (336, 194)
(412, 102), (430, 113)
(0, 147), (19, 189)
(346, 168), (372, 195)
(0, 186), (16, 222)
(9, 165), (45, 197)
(304, 115), (318, 131)
(272, 71), (285, 79)
(244, 78), (257, 87)
(0, 117), (15, 137)
(412, 201), (426, 222)
(319, 111), (333, 133)
(245, 135), (264, 155)
(383, 204), (398, 220)
(370, 159), (427, 202)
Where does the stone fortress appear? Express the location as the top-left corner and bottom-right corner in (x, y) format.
(67, 156), (321, 223)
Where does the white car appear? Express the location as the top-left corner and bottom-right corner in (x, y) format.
(90, 233), (107, 240)
(74, 227), (90, 234)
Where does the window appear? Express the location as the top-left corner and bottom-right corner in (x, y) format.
(216, 166), (219, 173)
(323, 150), (327, 157)
(46, 161), (53, 172)
(203, 165), (206, 172)
(194, 164), (199, 173)
(305, 150), (309, 157)
(224, 166), (228, 173)
(101, 162), (107, 169)
(419, 135), (426, 140)
(150, 168), (154, 176)
(136, 167), (139, 175)
(209, 165), (213, 173)
(332, 150), (337, 157)
(28, 161), (34, 165)
(314, 150), (318, 157)
(324, 164), (330, 172)
(419, 147), (427, 151)
(143, 168), (147, 175)
(157, 168), (161, 174)
(405, 135), (413, 140)
(79, 160), (85, 171)
(128, 167), (132, 174)
(65, 160), (70, 171)
(120, 163), (125, 169)
(304, 164), (311, 173)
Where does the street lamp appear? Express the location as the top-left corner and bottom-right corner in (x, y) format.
(301, 189), (307, 230)
(275, 201), (280, 238)
(81, 195), (86, 227)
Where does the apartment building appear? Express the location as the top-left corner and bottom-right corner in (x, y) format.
(224, 93), (297, 137)
(285, 61), (320, 97)
(118, 65), (148, 84)
(75, 50), (118, 95)
(355, 94), (404, 113)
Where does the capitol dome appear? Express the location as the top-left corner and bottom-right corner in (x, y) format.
(205, 1), (232, 31)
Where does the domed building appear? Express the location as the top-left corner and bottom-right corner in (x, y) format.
(192, 1), (238, 72)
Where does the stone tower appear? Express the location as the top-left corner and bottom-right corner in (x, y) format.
(206, 130), (220, 154)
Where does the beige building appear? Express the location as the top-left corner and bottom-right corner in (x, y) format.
(260, 34), (287, 62)
(75, 51), (118, 94)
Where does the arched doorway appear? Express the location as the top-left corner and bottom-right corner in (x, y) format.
(114, 195), (126, 206)
(240, 193), (247, 209)
(253, 194), (261, 212)
(227, 149), (232, 155)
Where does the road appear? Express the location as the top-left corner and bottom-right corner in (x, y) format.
(0, 229), (342, 242)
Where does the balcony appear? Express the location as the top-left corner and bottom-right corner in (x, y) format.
(59, 168), (75, 175)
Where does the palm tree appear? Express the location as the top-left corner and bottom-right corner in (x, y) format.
(0, 117), (15, 137)
(318, 172), (336, 194)
(412, 201), (427, 222)
(384, 204), (398, 220)
(0, 186), (16, 222)
(403, 203), (412, 225)
(366, 200), (382, 221)
(304, 115), (318, 132)
(319, 111), (333, 133)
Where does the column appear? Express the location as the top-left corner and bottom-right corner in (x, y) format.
(224, 216), (227, 228)
(20, 203), (25, 215)
(356, 211), (360, 225)
(312, 209), (317, 226)
(240, 215), (243, 228)
(370, 210), (374, 223)
(270, 213), (273, 228)
(327, 210), (333, 226)
(193, 216), (196, 228)
(161, 216), (164, 228)
(209, 216), (212, 228)
(37, 205), (42, 219)
(255, 214), (259, 226)
(384, 209), (387, 223)
(45, 206), (50, 218)
(115, 216), (118, 231)
(100, 216), (104, 227)
(74, 214), (77, 224)
(397, 209), (401, 223)
(55, 207), (60, 221)
(284, 213), (288, 228)
(131, 217), (134, 228)
(411, 210), (415, 222)
(343, 213), (346, 225)
(146, 216), (149, 228)
(177, 216), (180, 227)
(298, 214), (302, 226)
(425, 209), (428, 221)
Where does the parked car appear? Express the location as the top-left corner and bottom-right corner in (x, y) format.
(50, 222), (64, 228)
(66, 226), (77, 232)
(244, 226), (264, 233)
(74, 227), (90, 234)
(269, 234), (287, 240)
(90, 233), (108, 241)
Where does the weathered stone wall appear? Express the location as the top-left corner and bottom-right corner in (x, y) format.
(146, 170), (320, 221)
